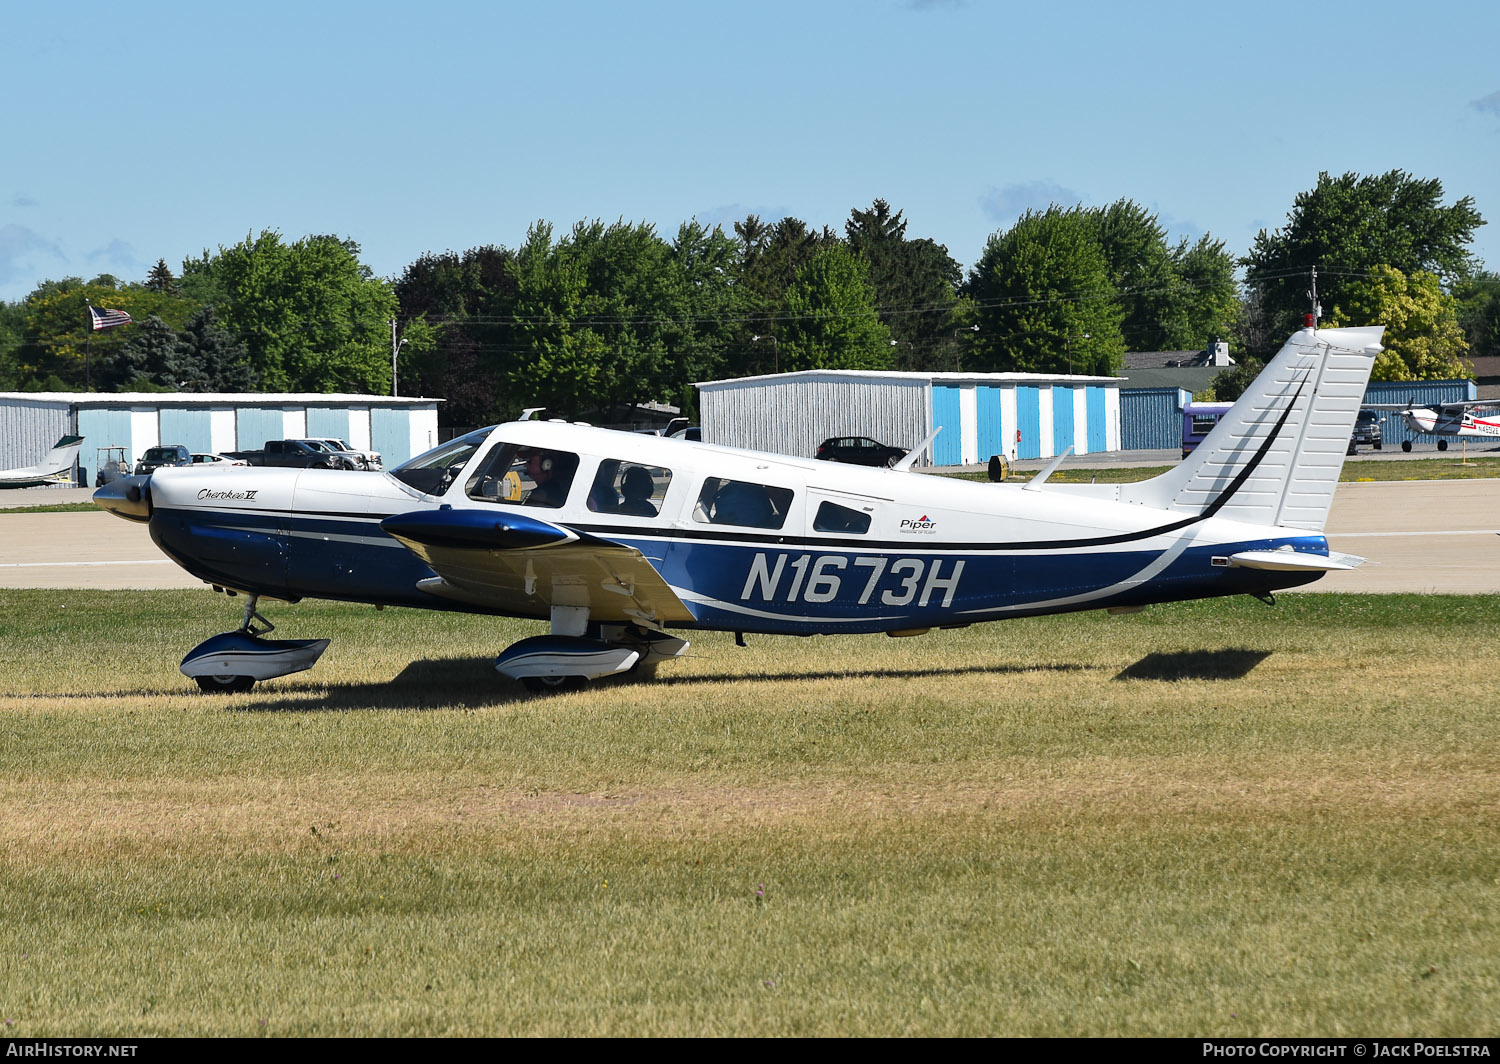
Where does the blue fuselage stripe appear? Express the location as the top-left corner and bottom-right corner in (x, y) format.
(150, 505), (1328, 634)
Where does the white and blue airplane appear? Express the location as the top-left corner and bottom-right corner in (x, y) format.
(0, 435), (84, 489)
(94, 325), (1384, 694)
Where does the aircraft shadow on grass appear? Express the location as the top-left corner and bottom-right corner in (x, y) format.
(239, 658), (1090, 713)
(1113, 648), (1271, 682)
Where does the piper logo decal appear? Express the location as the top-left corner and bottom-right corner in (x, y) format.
(899, 514), (937, 534)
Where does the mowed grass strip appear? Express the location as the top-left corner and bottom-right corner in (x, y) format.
(0, 590), (1496, 1036)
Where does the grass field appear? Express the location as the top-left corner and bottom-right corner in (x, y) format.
(0, 589), (1496, 1036)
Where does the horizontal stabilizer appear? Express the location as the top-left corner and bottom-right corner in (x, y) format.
(1227, 548), (1364, 572)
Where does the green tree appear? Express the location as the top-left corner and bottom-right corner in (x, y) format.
(0, 300), (25, 389)
(395, 245), (518, 424)
(1081, 200), (1239, 353)
(1242, 170), (1485, 346)
(145, 259), (178, 294)
(845, 199), (963, 371)
(1325, 266), (1470, 381)
(172, 307), (258, 391)
(966, 207), (1125, 375)
(1171, 234), (1241, 349)
(778, 244), (892, 371)
(105, 314), (179, 390)
(188, 231), (396, 392)
(1198, 357), (1265, 402)
(728, 215), (839, 375)
(1455, 272), (1500, 363)
(11, 276), (196, 390)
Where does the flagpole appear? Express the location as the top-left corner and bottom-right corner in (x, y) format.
(85, 305), (93, 392)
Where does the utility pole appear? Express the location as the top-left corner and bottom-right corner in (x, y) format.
(389, 319), (403, 397)
(1309, 266), (1321, 327)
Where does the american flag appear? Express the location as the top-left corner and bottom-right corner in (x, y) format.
(88, 305), (132, 331)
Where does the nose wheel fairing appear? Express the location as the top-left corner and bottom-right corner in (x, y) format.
(179, 594), (330, 693)
(180, 631), (331, 686)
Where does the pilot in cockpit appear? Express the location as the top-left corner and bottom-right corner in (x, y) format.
(519, 449), (576, 508)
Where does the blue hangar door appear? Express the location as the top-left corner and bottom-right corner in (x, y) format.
(931, 385), (963, 466)
(1015, 387), (1041, 459)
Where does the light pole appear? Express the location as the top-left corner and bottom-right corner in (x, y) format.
(751, 334), (779, 374)
(1065, 331), (1090, 375)
(952, 324), (978, 372)
(390, 318), (408, 397)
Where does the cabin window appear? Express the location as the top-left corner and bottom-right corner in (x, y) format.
(464, 443), (580, 508)
(587, 460), (672, 518)
(389, 426), (492, 495)
(813, 500), (871, 535)
(693, 477), (794, 529)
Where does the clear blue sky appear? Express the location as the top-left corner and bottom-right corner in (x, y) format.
(4, 0), (1497, 304)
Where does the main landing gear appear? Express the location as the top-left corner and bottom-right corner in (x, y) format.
(179, 594), (330, 694)
(493, 605), (689, 695)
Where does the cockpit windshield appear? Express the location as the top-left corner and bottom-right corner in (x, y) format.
(389, 426), (495, 495)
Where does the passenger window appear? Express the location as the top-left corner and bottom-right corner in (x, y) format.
(464, 443), (579, 508)
(587, 460), (672, 518)
(694, 477), (794, 529)
(813, 501), (871, 534)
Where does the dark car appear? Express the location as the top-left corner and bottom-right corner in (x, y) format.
(1348, 408), (1383, 454)
(134, 444), (191, 475)
(815, 436), (907, 467)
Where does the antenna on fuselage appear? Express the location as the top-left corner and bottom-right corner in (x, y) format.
(891, 426), (942, 472)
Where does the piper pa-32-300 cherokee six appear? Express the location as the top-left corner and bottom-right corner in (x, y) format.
(94, 324), (1384, 694)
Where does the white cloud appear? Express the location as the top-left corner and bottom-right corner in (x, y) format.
(84, 238), (145, 281)
(0, 223), (66, 288)
(979, 180), (1081, 226)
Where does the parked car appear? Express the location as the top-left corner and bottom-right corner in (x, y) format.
(815, 436), (907, 467)
(298, 437), (382, 470)
(1348, 408), (1383, 454)
(669, 425), (701, 441)
(189, 452), (250, 467)
(225, 440), (352, 469)
(134, 444), (191, 475)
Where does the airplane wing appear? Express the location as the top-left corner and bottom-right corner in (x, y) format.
(1438, 398), (1500, 414)
(1363, 399), (1497, 412)
(381, 509), (696, 627)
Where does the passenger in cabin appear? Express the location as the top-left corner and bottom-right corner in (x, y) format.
(711, 481), (774, 526)
(520, 449), (575, 508)
(616, 466), (658, 517)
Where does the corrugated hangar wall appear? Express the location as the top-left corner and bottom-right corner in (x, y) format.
(0, 393), (442, 484)
(0, 397), (71, 468)
(701, 376), (931, 461)
(698, 372), (1121, 465)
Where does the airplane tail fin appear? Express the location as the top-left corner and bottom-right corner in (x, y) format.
(1119, 326), (1383, 532)
(41, 435), (85, 475)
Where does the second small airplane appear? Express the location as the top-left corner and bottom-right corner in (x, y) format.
(1364, 397), (1500, 451)
(0, 435), (84, 490)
